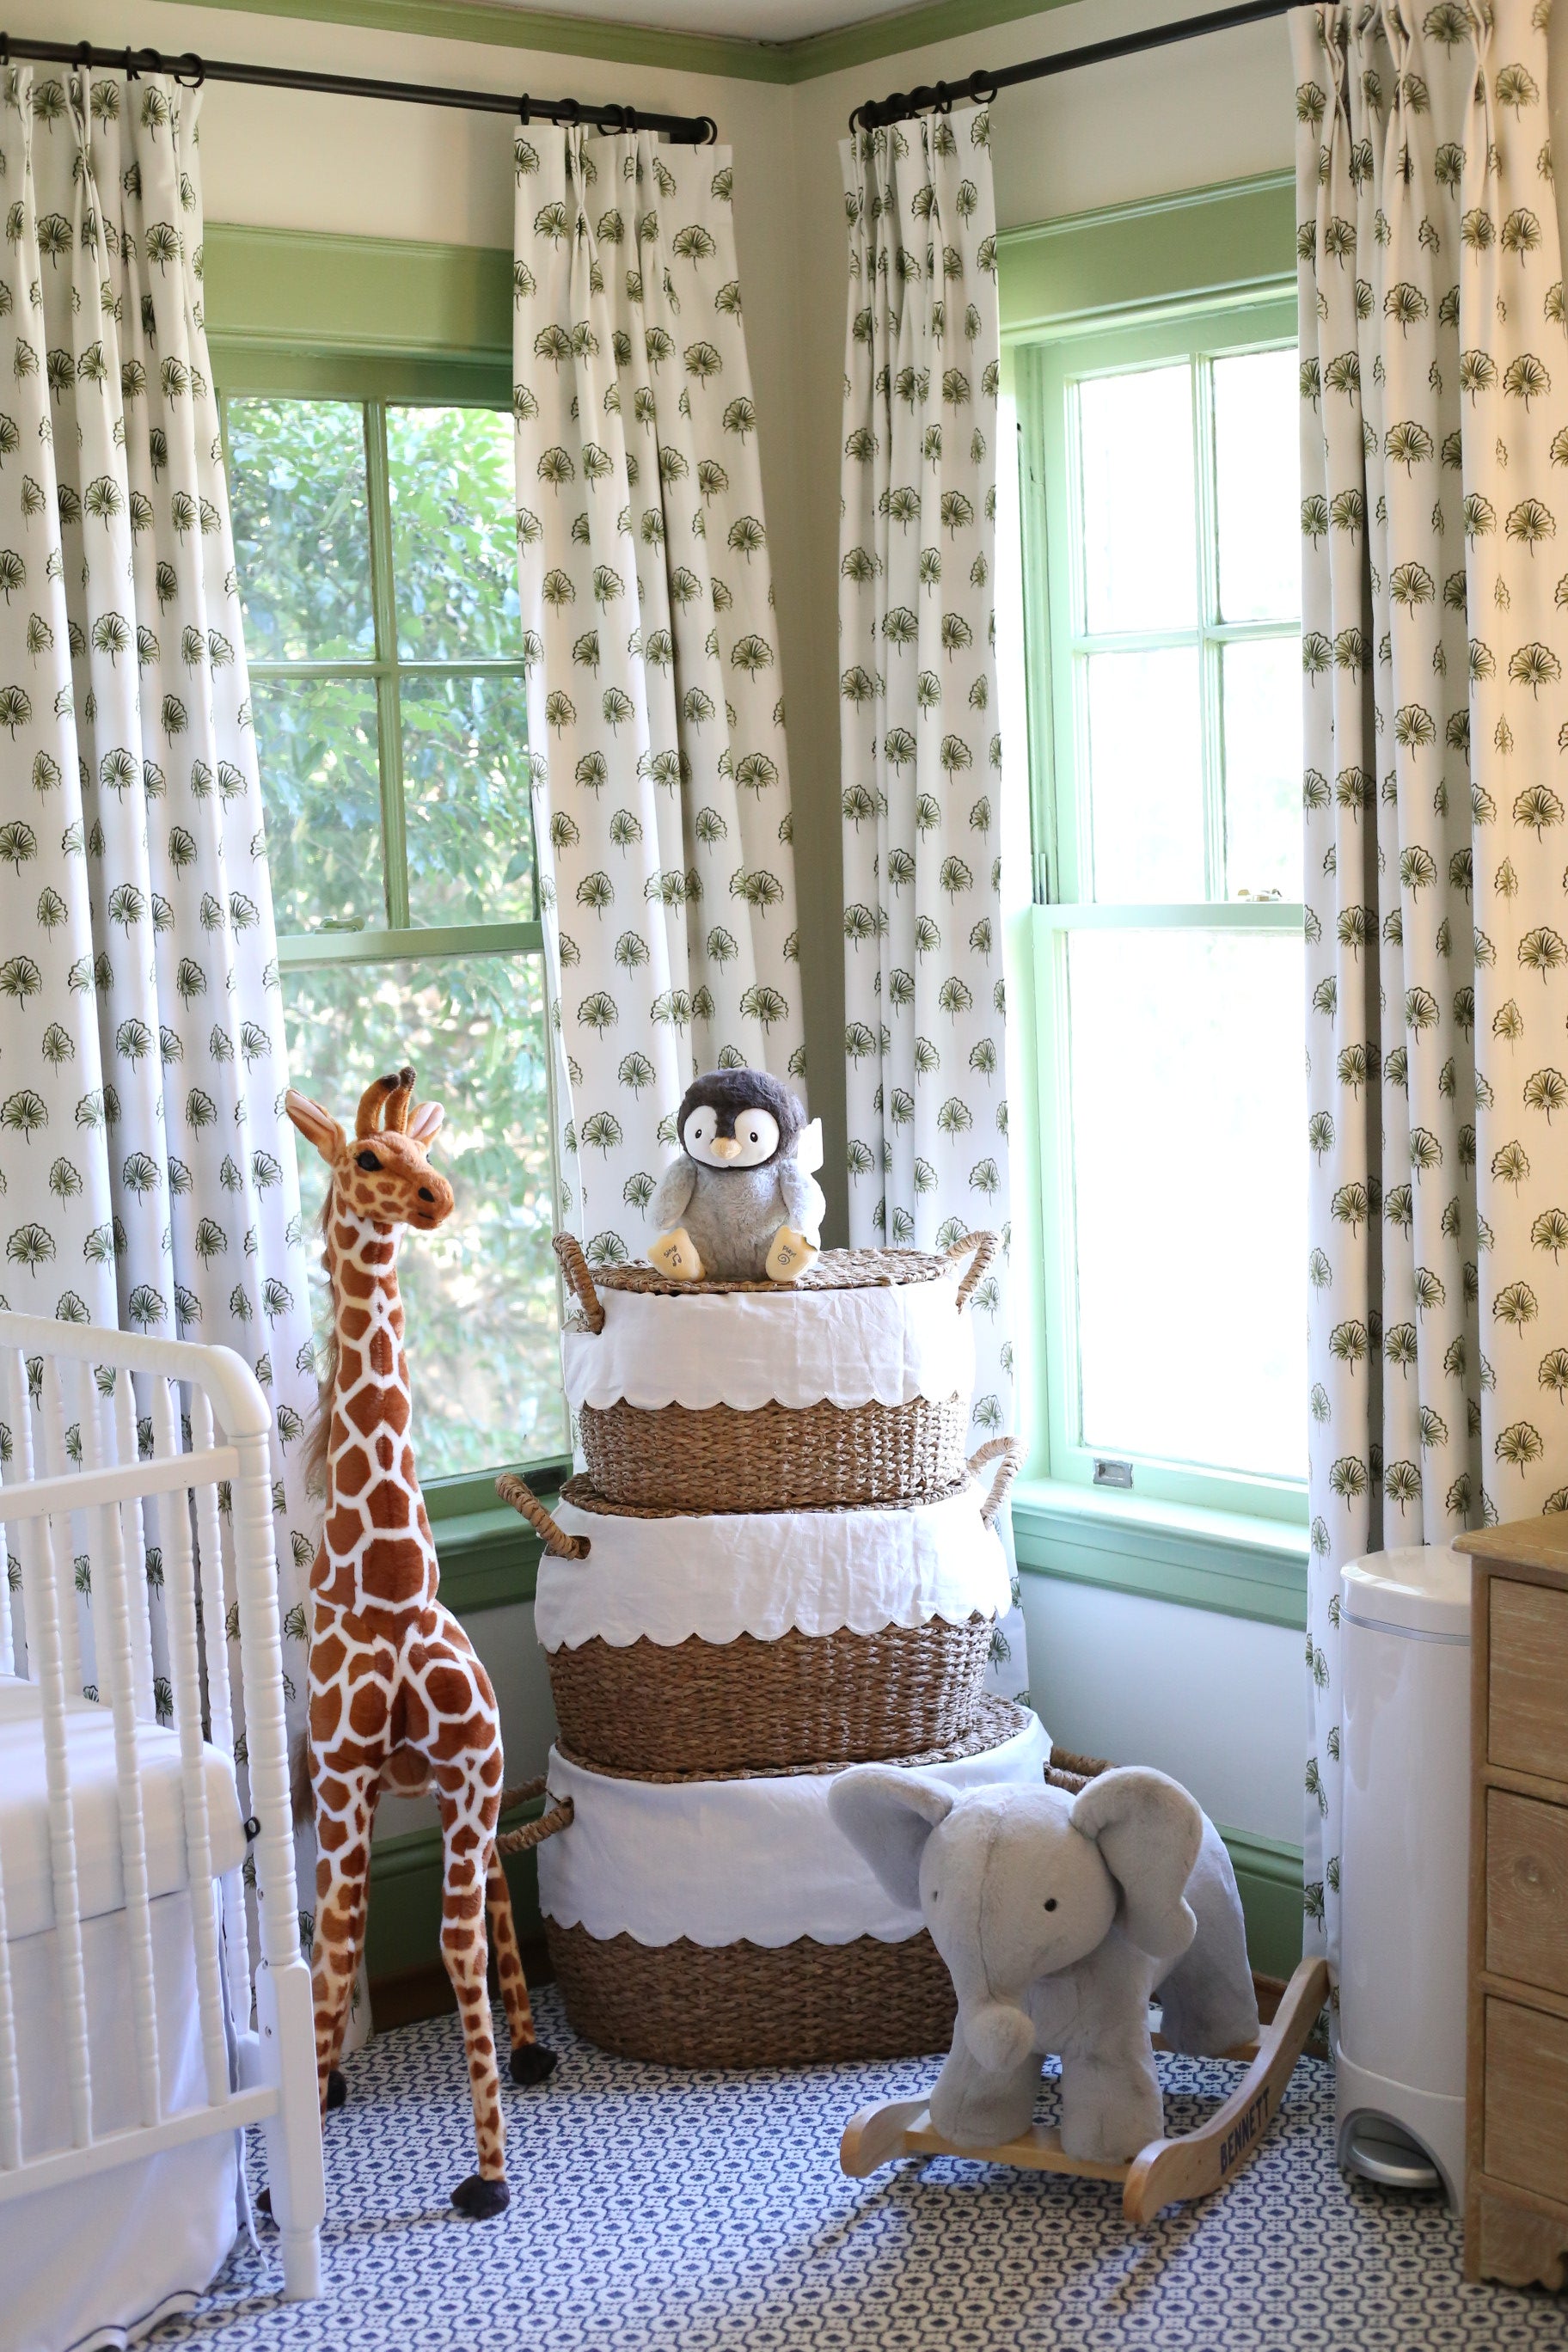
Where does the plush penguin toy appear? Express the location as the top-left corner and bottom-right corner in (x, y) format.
(648, 1069), (825, 1283)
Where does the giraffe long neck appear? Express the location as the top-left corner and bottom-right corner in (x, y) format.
(317, 1193), (438, 1620)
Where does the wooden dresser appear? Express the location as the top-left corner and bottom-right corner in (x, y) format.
(1457, 1516), (1568, 2290)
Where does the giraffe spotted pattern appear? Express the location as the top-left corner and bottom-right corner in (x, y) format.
(287, 1068), (554, 2219)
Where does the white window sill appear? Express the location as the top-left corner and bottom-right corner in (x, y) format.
(1010, 1475), (1309, 1630)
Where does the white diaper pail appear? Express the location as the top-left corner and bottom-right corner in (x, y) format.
(1335, 1543), (1471, 2208)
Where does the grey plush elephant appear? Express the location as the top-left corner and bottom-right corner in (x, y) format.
(829, 1764), (1259, 2164)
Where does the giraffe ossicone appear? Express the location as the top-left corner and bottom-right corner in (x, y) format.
(285, 1066), (554, 2220)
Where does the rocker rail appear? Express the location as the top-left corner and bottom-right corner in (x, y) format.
(840, 1954), (1330, 2226)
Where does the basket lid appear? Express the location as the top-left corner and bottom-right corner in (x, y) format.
(587, 1245), (958, 1300)
(1340, 1545), (1471, 1640)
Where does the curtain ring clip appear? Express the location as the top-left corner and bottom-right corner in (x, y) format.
(174, 52), (204, 90)
(556, 95), (580, 127)
(124, 46), (140, 81)
(518, 92), (530, 126)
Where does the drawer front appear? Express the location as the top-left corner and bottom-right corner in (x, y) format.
(1490, 1579), (1568, 1784)
(1484, 1999), (1568, 2208)
(1486, 1791), (1568, 1998)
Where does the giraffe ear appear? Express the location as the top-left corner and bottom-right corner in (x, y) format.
(408, 1101), (444, 1145)
(285, 1089), (344, 1165)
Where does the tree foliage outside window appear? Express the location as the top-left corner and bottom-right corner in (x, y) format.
(224, 395), (567, 1479)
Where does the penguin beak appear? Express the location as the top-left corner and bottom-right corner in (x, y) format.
(708, 1136), (742, 1162)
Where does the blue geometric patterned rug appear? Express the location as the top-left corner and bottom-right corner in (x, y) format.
(156, 1988), (1567, 2351)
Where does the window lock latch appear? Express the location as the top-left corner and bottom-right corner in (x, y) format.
(1092, 1457), (1133, 1491)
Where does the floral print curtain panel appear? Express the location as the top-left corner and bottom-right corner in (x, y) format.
(1295, 0), (1568, 1964)
(837, 107), (1027, 1697)
(512, 127), (804, 1268)
(0, 67), (316, 1939)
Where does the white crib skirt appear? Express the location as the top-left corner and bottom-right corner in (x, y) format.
(1, 1890), (245, 2352)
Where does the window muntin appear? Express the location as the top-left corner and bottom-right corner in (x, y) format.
(224, 395), (567, 1481)
(1022, 296), (1307, 1511)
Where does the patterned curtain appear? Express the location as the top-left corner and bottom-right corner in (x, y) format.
(837, 106), (1027, 1698)
(511, 126), (804, 1269)
(0, 67), (316, 1949)
(1295, 0), (1568, 1965)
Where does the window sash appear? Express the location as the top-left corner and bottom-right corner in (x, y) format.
(1016, 289), (1308, 1522)
(223, 384), (563, 1494)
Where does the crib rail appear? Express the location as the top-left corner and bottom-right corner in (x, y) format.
(0, 1314), (323, 2300)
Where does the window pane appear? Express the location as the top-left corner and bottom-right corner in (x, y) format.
(1214, 348), (1301, 623)
(284, 953), (566, 1477)
(1223, 637), (1303, 901)
(1085, 648), (1206, 901)
(226, 399), (374, 662)
(1078, 364), (1196, 634)
(254, 677), (384, 933)
(403, 673), (535, 928)
(1067, 927), (1306, 1480)
(387, 407), (522, 662)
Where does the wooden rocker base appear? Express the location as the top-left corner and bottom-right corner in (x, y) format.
(840, 1954), (1330, 2226)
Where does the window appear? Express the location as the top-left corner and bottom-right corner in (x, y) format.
(1017, 295), (1305, 1518)
(223, 395), (567, 1484)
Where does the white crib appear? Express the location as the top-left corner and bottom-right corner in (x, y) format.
(0, 1313), (322, 2343)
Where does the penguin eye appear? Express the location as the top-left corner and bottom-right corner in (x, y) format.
(748, 1126), (761, 1142)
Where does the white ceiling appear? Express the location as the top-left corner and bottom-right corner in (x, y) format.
(487, 0), (928, 43)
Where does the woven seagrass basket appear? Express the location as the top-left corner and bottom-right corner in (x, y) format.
(554, 1231), (995, 1514)
(498, 1442), (1021, 1775)
(542, 1700), (1043, 2067)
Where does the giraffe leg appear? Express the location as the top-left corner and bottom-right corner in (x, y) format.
(438, 1800), (509, 2218)
(309, 1762), (378, 2117)
(487, 1851), (556, 2087)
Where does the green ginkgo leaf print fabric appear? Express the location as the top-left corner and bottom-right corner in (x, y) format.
(837, 107), (1026, 1699)
(511, 127), (804, 1270)
(1295, 0), (1568, 1969)
(0, 67), (317, 1960)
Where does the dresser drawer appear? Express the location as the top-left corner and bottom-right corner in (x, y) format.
(1484, 2000), (1568, 2208)
(1487, 1791), (1568, 1997)
(1490, 1580), (1568, 1784)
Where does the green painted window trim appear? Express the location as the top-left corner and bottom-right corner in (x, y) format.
(1219, 1826), (1304, 1982)
(177, 0), (1085, 85)
(205, 226), (511, 405)
(999, 173), (1295, 338)
(1013, 1476), (1308, 1631)
(1004, 180), (1309, 1624)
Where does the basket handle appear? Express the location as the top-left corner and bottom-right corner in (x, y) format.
(496, 1472), (591, 1559)
(554, 1230), (605, 1333)
(496, 1792), (574, 1857)
(946, 1229), (997, 1313)
(968, 1435), (1022, 1528)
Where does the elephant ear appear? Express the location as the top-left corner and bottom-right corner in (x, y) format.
(828, 1767), (955, 1911)
(1069, 1767), (1203, 1965)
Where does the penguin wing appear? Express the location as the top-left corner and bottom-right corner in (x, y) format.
(650, 1157), (698, 1230)
(776, 1157), (824, 1240)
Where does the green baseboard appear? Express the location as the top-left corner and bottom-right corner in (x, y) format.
(365, 1794), (547, 1987)
(1222, 1825), (1305, 1984)
(364, 1804), (1305, 2005)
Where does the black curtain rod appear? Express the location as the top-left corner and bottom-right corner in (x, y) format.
(0, 32), (717, 144)
(850, 0), (1295, 133)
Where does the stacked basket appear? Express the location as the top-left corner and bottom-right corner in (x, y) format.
(500, 1229), (1043, 2068)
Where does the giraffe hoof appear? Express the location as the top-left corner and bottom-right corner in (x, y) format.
(451, 2173), (511, 2220)
(510, 2043), (558, 2087)
(325, 2069), (348, 2111)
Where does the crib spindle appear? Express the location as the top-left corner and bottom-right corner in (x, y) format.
(111, 1374), (156, 1725)
(6, 1350), (93, 2150)
(150, 1378), (230, 2109)
(36, 1357), (83, 1702)
(81, 1396), (163, 2130)
(189, 1387), (252, 2010)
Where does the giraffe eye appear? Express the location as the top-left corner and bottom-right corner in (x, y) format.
(356, 1150), (382, 1172)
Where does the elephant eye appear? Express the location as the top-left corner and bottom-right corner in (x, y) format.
(1043, 1897), (1057, 1913)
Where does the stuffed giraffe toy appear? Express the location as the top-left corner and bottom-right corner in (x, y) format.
(285, 1067), (554, 2220)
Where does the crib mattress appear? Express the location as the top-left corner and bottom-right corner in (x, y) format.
(0, 1676), (245, 1944)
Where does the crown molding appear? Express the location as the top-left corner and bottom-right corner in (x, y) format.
(172, 0), (1084, 87)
